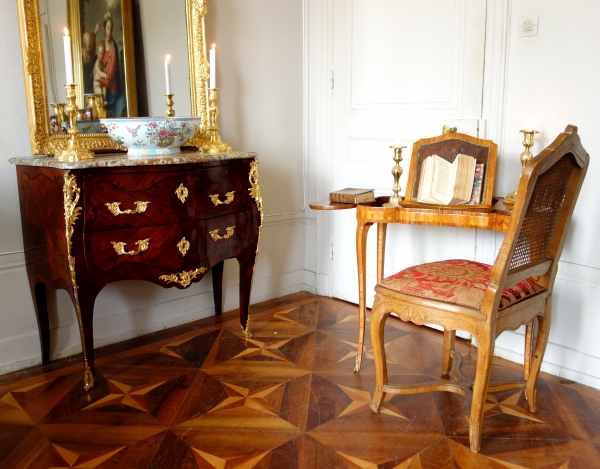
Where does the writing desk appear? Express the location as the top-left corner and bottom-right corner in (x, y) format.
(310, 196), (512, 371)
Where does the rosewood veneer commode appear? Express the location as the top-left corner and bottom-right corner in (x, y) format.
(10, 151), (263, 390)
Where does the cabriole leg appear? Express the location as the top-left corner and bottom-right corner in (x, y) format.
(526, 300), (551, 412)
(370, 294), (389, 412)
(237, 247), (258, 339)
(212, 261), (224, 316)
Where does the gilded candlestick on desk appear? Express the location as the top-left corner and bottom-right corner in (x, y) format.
(165, 94), (175, 117)
(55, 84), (94, 162)
(382, 145), (406, 208)
(503, 129), (538, 207)
(204, 88), (231, 154)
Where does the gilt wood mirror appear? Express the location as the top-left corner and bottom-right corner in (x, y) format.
(18, 0), (210, 154)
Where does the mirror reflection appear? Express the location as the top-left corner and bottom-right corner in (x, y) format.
(39, 0), (193, 135)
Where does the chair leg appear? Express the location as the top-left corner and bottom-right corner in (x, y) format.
(523, 319), (535, 381)
(441, 330), (456, 376)
(469, 325), (495, 453)
(526, 299), (551, 413)
(370, 294), (389, 412)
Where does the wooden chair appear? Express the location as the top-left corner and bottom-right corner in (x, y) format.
(369, 125), (589, 452)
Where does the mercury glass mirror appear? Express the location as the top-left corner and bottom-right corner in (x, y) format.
(18, 0), (210, 154)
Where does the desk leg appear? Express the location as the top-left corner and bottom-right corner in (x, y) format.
(377, 223), (387, 282)
(356, 221), (373, 372)
(212, 261), (224, 316)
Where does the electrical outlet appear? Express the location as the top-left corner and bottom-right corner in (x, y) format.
(519, 16), (539, 38)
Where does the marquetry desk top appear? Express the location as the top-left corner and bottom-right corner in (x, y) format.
(309, 196), (514, 371)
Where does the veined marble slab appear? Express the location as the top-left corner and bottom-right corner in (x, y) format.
(9, 150), (257, 170)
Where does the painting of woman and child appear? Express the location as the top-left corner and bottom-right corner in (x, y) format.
(75, 0), (137, 118)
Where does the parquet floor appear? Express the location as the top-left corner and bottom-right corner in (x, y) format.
(2, 293), (600, 468)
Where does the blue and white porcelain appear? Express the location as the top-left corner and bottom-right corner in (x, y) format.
(101, 117), (202, 157)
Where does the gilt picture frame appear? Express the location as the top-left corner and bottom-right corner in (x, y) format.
(68, 0), (138, 117)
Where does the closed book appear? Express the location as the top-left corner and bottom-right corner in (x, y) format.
(329, 188), (375, 203)
(468, 164), (485, 205)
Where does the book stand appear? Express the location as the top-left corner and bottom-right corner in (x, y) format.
(402, 132), (498, 212)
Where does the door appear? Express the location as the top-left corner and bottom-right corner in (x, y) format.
(329, 0), (488, 323)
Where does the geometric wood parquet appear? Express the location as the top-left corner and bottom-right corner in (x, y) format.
(1, 293), (600, 468)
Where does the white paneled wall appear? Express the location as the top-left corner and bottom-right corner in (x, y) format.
(491, 0), (600, 389)
(0, 1), (311, 374)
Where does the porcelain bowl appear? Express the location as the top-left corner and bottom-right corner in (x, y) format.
(100, 117), (202, 157)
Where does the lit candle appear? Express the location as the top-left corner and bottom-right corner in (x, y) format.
(63, 28), (74, 84)
(164, 54), (172, 94)
(526, 116), (533, 132)
(209, 44), (216, 88)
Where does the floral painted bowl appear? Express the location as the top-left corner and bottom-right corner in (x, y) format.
(100, 117), (202, 157)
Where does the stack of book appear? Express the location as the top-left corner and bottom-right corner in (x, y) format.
(417, 154), (484, 205)
(329, 188), (375, 204)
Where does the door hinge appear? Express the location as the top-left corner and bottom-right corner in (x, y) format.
(330, 71), (334, 89)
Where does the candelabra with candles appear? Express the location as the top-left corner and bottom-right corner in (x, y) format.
(503, 128), (538, 207)
(382, 145), (406, 208)
(204, 88), (231, 154)
(55, 84), (95, 162)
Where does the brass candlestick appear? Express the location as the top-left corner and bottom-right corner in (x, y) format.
(204, 88), (231, 154)
(55, 84), (94, 162)
(383, 145), (406, 208)
(165, 94), (175, 117)
(503, 129), (539, 206)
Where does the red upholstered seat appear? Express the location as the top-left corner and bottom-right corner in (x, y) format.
(379, 259), (545, 310)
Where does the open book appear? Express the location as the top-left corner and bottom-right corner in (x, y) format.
(417, 154), (477, 205)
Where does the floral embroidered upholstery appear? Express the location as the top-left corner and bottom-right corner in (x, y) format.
(379, 259), (545, 310)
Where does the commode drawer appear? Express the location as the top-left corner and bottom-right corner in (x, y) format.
(83, 171), (196, 232)
(193, 162), (255, 218)
(84, 222), (204, 285)
(204, 210), (254, 263)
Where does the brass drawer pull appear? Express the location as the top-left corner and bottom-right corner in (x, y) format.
(209, 226), (235, 241)
(177, 237), (190, 256)
(105, 201), (150, 216)
(159, 267), (207, 288)
(111, 238), (151, 256)
(209, 191), (235, 206)
(176, 184), (189, 203)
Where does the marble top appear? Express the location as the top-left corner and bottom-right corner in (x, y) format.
(8, 150), (257, 170)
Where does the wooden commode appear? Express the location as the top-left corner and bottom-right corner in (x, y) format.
(10, 151), (263, 391)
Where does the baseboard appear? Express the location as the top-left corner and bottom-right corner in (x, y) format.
(0, 267), (316, 375)
(495, 330), (600, 390)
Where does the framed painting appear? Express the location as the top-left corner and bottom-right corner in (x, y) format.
(68, 0), (138, 117)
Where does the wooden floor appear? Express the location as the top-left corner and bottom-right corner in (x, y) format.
(1, 293), (600, 468)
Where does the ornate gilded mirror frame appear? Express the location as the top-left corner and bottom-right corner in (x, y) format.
(17, 0), (210, 155)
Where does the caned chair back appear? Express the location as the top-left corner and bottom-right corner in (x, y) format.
(485, 125), (589, 313)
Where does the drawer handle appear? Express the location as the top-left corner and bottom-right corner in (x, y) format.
(177, 237), (190, 256)
(209, 191), (235, 206)
(111, 238), (151, 256)
(105, 201), (150, 216)
(159, 267), (207, 288)
(209, 226), (235, 241)
(176, 184), (189, 203)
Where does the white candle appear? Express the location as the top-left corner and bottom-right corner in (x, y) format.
(164, 54), (172, 94)
(526, 116), (533, 131)
(63, 28), (74, 84)
(209, 44), (216, 88)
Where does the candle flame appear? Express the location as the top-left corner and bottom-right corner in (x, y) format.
(212, 44), (216, 50)
(166, 54), (171, 61)
(64, 27), (69, 36)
